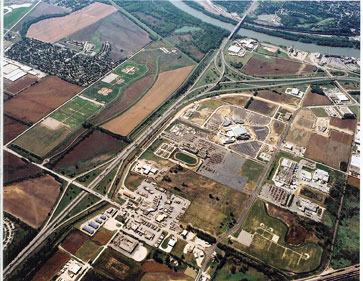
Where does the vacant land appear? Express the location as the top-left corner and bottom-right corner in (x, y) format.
(266, 204), (318, 245)
(286, 109), (316, 147)
(257, 89), (301, 107)
(4, 76), (82, 123)
(5, 75), (38, 95)
(243, 56), (315, 76)
(92, 228), (114, 245)
(61, 230), (89, 254)
(76, 239), (101, 262)
(4, 151), (42, 184)
(234, 200), (323, 272)
(239, 159), (265, 192)
(70, 11), (151, 60)
(4, 115), (29, 144)
(329, 117), (357, 132)
(4, 3), (35, 28)
(4, 175), (61, 228)
(331, 185), (359, 269)
(219, 95), (249, 107)
(27, 2), (117, 43)
(30, 250), (69, 281)
(94, 248), (143, 280)
(302, 92), (331, 106)
(247, 99), (278, 117)
(53, 130), (126, 176)
(305, 131), (352, 169)
(102, 65), (193, 136)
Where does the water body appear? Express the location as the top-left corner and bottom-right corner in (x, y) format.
(171, 1), (360, 58)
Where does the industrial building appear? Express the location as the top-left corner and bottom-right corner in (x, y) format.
(312, 169), (329, 184)
(112, 233), (139, 254)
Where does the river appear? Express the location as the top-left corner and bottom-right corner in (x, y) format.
(171, 1), (360, 58)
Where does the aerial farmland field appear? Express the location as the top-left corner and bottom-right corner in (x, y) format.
(4, 115), (29, 144)
(4, 74), (38, 95)
(4, 175), (62, 228)
(101, 65), (194, 136)
(4, 76), (83, 123)
(26, 2), (117, 43)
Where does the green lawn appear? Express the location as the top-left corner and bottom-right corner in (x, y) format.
(76, 239), (101, 262)
(52, 184), (83, 220)
(311, 107), (329, 117)
(239, 159), (265, 192)
(94, 167), (117, 196)
(4, 5), (34, 28)
(69, 194), (101, 217)
(175, 151), (198, 165)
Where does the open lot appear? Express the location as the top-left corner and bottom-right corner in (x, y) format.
(4, 3), (35, 28)
(329, 117), (357, 132)
(4, 175), (61, 228)
(305, 131), (352, 169)
(4, 115), (29, 144)
(30, 250), (69, 281)
(243, 55), (315, 76)
(92, 228), (115, 245)
(239, 159), (265, 192)
(76, 239), (101, 262)
(69, 11), (151, 60)
(102, 65), (193, 136)
(53, 130), (127, 176)
(4, 151), (42, 185)
(302, 91), (331, 106)
(234, 200), (323, 272)
(61, 230), (89, 255)
(286, 109), (316, 147)
(4, 76), (82, 123)
(27, 2), (117, 43)
(257, 89), (301, 108)
(247, 99), (278, 117)
(5, 75), (38, 95)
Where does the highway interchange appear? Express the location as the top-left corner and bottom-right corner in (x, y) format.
(3, 1), (360, 279)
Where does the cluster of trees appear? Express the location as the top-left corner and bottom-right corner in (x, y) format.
(186, 225), (217, 244)
(115, 0), (229, 61)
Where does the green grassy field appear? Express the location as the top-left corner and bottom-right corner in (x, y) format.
(69, 194), (101, 217)
(239, 160), (265, 192)
(76, 239), (101, 262)
(52, 184), (83, 220)
(94, 167), (118, 196)
(175, 151), (198, 165)
(311, 108), (329, 117)
(4, 4), (34, 28)
(233, 200), (323, 273)
(51, 97), (102, 128)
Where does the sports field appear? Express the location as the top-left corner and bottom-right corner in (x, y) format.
(174, 151), (198, 165)
(234, 200), (323, 272)
(102, 65), (194, 136)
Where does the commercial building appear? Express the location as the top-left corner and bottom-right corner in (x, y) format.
(228, 45), (241, 54)
(312, 169), (329, 184)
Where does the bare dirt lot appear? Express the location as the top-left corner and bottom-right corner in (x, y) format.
(102, 66), (194, 136)
(247, 99), (278, 117)
(61, 230), (89, 254)
(4, 115), (29, 144)
(4, 175), (61, 228)
(101, 75), (153, 121)
(4, 151), (42, 185)
(92, 228), (114, 245)
(286, 109), (316, 147)
(243, 57), (315, 76)
(302, 92), (331, 106)
(4, 76), (82, 123)
(329, 117), (357, 132)
(219, 95), (250, 107)
(27, 2), (117, 43)
(305, 131), (352, 169)
(70, 11), (151, 60)
(31, 250), (69, 281)
(5, 75), (38, 95)
(266, 203), (318, 245)
(257, 90), (300, 107)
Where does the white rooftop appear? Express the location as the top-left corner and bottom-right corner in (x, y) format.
(351, 155), (360, 168)
(336, 93), (349, 101)
(101, 73), (118, 84)
(301, 170), (312, 180)
(228, 45), (241, 53)
(70, 264), (81, 274)
(230, 124), (247, 137)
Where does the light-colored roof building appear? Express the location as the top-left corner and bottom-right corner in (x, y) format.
(228, 45), (241, 53)
(351, 155), (360, 168)
(70, 264), (81, 275)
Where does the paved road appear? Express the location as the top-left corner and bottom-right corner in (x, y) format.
(296, 264), (360, 281)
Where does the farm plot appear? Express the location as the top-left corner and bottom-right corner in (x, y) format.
(329, 117), (357, 133)
(53, 130), (127, 176)
(302, 91), (331, 106)
(4, 175), (61, 228)
(252, 126), (269, 141)
(82, 62), (148, 103)
(4, 75), (38, 95)
(305, 131), (353, 169)
(92, 228), (115, 245)
(4, 151), (42, 185)
(13, 97), (102, 158)
(102, 65), (194, 136)
(247, 99), (278, 117)
(4, 76), (82, 123)
(69, 11), (151, 60)
(4, 115), (29, 144)
(257, 89), (301, 108)
(243, 55), (315, 76)
(61, 230), (89, 255)
(30, 250), (70, 281)
(234, 200), (323, 273)
(4, 3), (35, 28)
(27, 2), (117, 43)
(230, 141), (262, 158)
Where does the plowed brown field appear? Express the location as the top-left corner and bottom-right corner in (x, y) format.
(4, 76), (82, 123)
(31, 250), (69, 281)
(4, 175), (61, 228)
(102, 65), (193, 136)
(302, 92), (331, 106)
(4, 115), (29, 143)
(5, 75), (38, 95)
(27, 2), (117, 43)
